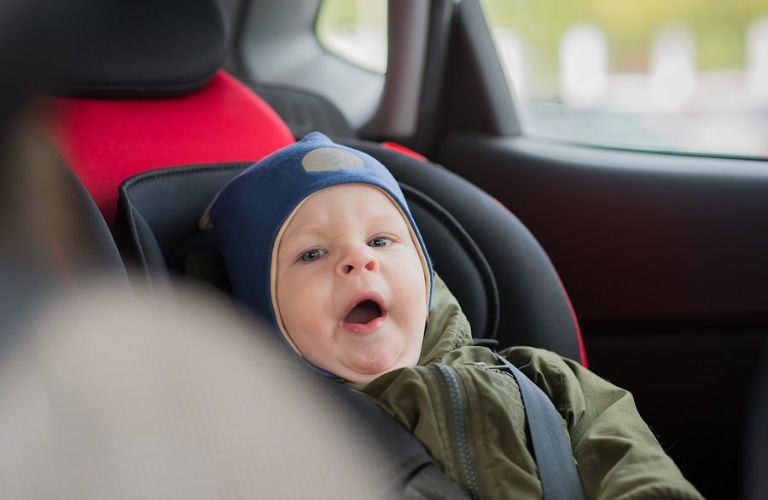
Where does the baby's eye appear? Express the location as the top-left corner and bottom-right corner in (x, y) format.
(368, 236), (392, 248)
(300, 248), (326, 262)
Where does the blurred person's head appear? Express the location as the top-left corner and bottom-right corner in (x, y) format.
(0, 282), (397, 500)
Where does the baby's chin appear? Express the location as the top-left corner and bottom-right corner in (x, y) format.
(337, 346), (421, 384)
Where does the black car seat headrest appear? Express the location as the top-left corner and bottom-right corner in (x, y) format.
(117, 145), (586, 364)
(48, 0), (226, 97)
(117, 162), (247, 286)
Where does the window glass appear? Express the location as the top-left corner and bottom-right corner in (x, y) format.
(481, 0), (768, 158)
(316, 0), (388, 74)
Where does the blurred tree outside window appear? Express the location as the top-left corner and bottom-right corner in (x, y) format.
(481, 0), (768, 158)
(316, 0), (388, 74)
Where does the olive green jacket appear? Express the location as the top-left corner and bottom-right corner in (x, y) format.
(357, 276), (703, 500)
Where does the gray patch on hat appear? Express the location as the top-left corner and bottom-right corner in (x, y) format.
(301, 148), (364, 172)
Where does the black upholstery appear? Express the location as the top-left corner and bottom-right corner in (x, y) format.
(117, 147), (583, 362)
(116, 163), (248, 282)
(247, 81), (356, 139)
(744, 346), (768, 500)
(60, 158), (129, 276)
(48, 0), (226, 97)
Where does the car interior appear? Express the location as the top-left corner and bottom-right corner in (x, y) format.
(1, 0), (766, 498)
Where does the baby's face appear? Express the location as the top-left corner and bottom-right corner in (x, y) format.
(274, 184), (428, 383)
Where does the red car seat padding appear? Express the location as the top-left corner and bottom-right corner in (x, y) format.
(380, 142), (428, 163)
(49, 70), (294, 224)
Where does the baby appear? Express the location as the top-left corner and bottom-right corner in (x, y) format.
(204, 132), (702, 500)
(203, 132), (434, 383)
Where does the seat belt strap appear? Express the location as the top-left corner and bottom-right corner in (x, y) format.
(493, 353), (585, 500)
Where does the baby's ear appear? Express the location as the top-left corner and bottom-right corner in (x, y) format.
(198, 191), (221, 231)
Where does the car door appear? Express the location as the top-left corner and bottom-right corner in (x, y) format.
(425, 1), (768, 499)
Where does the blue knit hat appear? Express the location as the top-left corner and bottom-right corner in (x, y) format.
(203, 132), (434, 355)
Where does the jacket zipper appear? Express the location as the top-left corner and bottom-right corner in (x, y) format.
(435, 363), (482, 500)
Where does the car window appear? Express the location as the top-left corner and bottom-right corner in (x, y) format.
(316, 0), (388, 74)
(480, 0), (768, 158)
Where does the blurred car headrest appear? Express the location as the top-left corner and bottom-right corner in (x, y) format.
(47, 0), (226, 97)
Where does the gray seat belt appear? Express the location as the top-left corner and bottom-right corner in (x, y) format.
(493, 353), (585, 500)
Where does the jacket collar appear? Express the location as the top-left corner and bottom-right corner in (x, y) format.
(418, 274), (473, 365)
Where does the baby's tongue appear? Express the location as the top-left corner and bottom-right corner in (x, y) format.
(345, 300), (381, 324)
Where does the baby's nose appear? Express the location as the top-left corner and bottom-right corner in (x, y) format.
(337, 247), (378, 276)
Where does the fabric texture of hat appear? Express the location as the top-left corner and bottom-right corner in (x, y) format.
(205, 132), (434, 356)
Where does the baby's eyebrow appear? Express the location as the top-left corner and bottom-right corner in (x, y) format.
(283, 224), (328, 242)
(369, 217), (411, 235)
(282, 211), (407, 247)
(367, 211), (408, 226)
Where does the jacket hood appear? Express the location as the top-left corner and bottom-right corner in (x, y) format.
(418, 274), (473, 364)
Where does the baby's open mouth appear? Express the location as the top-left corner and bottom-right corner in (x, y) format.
(344, 299), (384, 325)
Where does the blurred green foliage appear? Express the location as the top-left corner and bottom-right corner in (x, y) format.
(480, 0), (768, 71)
(317, 0), (359, 30)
